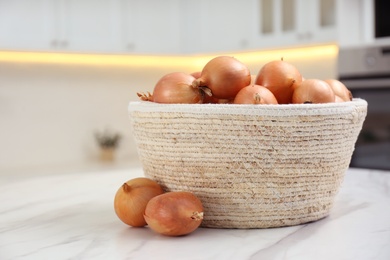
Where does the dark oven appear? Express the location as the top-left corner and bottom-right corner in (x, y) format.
(338, 44), (390, 170)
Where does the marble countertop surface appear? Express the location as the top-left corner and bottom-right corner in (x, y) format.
(1, 166), (390, 260)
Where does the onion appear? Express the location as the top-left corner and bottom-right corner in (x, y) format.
(255, 60), (302, 104)
(114, 177), (163, 227)
(324, 79), (352, 102)
(149, 72), (206, 104)
(292, 79), (335, 104)
(192, 56), (251, 99)
(144, 191), (204, 236)
(234, 84), (278, 104)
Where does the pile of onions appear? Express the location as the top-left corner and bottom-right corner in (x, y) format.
(136, 56), (352, 104)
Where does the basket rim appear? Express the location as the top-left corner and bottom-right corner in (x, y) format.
(128, 98), (367, 117)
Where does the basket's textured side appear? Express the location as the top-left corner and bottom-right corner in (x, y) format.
(129, 101), (367, 228)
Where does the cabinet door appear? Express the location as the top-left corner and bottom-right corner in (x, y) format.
(255, 0), (337, 49)
(194, 0), (254, 53)
(0, 0), (55, 51)
(256, 0), (300, 48)
(337, 0), (368, 47)
(62, 0), (122, 53)
(121, 0), (182, 54)
(304, 0), (337, 43)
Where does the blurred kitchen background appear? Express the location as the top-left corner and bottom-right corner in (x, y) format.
(0, 0), (389, 174)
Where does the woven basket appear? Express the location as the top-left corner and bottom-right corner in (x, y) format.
(128, 99), (367, 229)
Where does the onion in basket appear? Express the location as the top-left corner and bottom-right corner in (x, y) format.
(325, 79), (353, 102)
(292, 79), (335, 104)
(192, 56), (251, 100)
(234, 84), (278, 104)
(255, 59), (302, 104)
(138, 72), (208, 104)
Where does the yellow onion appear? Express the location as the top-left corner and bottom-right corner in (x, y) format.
(192, 56), (251, 100)
(325, 79), (352, 102)
(114, 177), (163, 227)
(144, 191), (204, 236)
(234, 84), (278, 104)
(255, 59), (302, 104)
(292, 79), (335, 104)
(138, 72), (205, 104)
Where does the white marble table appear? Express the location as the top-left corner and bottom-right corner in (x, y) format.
(1, 167), (390, 260)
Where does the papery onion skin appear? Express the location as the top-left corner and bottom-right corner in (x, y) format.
(144, 191), (204, 236)
(137, 91), (153, 102)
(255, 60), (303, 104)
(292, 79), (335, 104)
(234, 84), (278, 104)
(193, 56), (251, 100)
(152, 72), (203, 104)
(325, 79), (352, 102)
(114, 177), (164, 227)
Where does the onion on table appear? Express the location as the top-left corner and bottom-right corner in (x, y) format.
(144, 191), (204, 236)
(114, 177), (163, 227)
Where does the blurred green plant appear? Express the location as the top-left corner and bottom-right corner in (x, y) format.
(95, 129), (121, 149)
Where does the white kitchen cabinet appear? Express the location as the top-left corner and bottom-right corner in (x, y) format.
(0, 0), (122, 53)
(336, 0), (379, 48)
(254, 0), (337, 49)
(60, 0), (122, 53)
(0, 0), (55, 51)
(187, 0), (254, 53)
(0, 0), (367, 55)
(0, 0), (184, 54)
(120, 0), (183, 54)
(183, 0), (339, 53)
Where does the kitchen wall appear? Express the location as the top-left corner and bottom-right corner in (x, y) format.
(0, 46), (337, 174)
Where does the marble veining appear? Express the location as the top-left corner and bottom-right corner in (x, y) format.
(0, 167), (389, 260)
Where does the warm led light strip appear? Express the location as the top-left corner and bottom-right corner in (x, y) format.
(0, 44), (338, 68)
(0, 51), (191, 67)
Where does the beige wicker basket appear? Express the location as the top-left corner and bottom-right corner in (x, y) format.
(128, 99), (367, 229)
